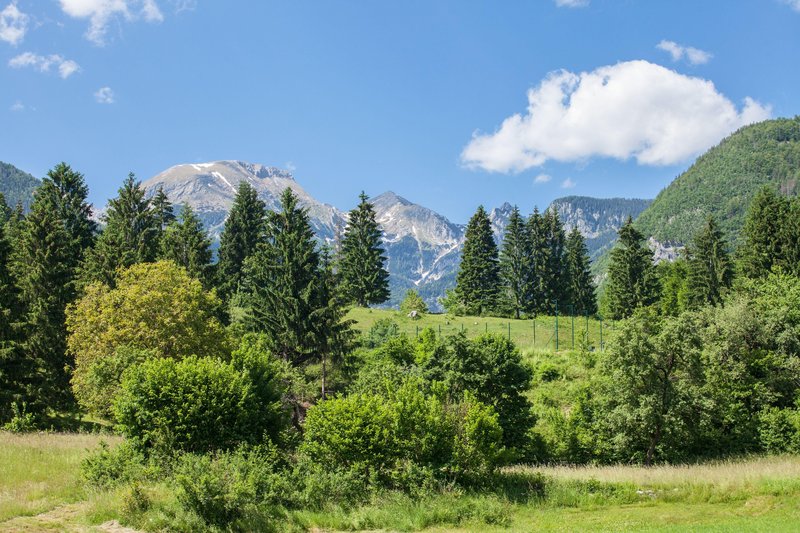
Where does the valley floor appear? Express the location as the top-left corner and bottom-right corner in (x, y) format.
(3, 431), (800, 532)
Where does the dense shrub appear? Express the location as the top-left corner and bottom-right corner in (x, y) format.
(364, 318), (401, 348)
(174, 443), (286, 529)
(68, 261), (229, 416)
(300, 378), (504, 486)
(114, 356), (271, 453)
(82, 440), (149, 488)
(759, 406), (800, 453)
(424, 333), (534, 451)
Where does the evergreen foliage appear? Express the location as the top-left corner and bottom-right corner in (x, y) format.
(150, 185), (175, 241)
(244, 188), (352, 367)
(635, 116), (800, 245)
(526, 208), (548, 315)
(339, 192), (390, 307)
(454, 206), (500, 315)
(0, 161), (40, 212)
(400, 289), (428, 316)
(216, 182), (266, 303)
(0, 218), (26, 422)
(685, 217), (733, 308)
(565, 226), (597, 315)
(540, 209), (567, 314)
(12, 163), (95, 413)
(499, 206), (532, 318)
(81, 174), (158, 287)
(160, 204), (213, 285)
(0, 192), (11, 226)
(604, 217), (659, 319)
(738, 186), (791, 279)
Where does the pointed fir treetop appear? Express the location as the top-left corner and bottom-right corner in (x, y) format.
(151, 185), (175, 233)
(686, 216), (732, 308)
(565, 225), (597, 315)
(500, 205), (533, 318)
(455, 205), (500, 315)
(604, 216), (658, 319)
(339, 191), (390, 307)
(738, 185), (790, 279)
(160, 204), (213, 286)
(216, 181), (267, 302)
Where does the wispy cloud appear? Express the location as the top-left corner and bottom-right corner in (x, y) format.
(534, 174), (552, 184)
(462, 60), (770, 173)
(59, 0), (163, 45)
(94, 86), (115, 104)
(9, 100), (24, 111)
(555, 0), (589, 7)
(0, 2), (28, 45)
(656, 40), (712, 65)
(561, 178), (576, 189)
(782, 0), (800, 12)
(8, 52), (80, 78)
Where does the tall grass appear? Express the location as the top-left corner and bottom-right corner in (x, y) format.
(0, 431), (120, 522)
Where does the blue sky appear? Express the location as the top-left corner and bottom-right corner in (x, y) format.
(1, 0), (798, 223)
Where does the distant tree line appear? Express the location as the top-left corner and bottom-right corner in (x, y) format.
(446, 205), (597, 318)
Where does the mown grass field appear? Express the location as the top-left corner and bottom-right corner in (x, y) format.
(3, 430), (800, 532)
(346, 307), (613, 352)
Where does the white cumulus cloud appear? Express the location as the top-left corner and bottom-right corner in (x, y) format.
(94, 86), (115, 103)
(59, 0), (163, 45)
(0, 2), (28, 45)
(657, 40), (712, 65)
(9, 52), (81, 78)
(534, 173), (552, 184)
(461, 60), (771, 173)
(561, 178), (576, 189)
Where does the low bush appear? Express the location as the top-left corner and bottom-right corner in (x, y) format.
(82, 440), (149, 488)
(113, 356), (271, 453)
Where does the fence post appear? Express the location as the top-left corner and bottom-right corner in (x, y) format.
(461, 323), (464, 334)
(533, 319), (536, 347)
(508, 322), (511, 341)
(554, 300), (559, 351)
(485, 322), (488, 334)
(416, 325), (419, 338)
(438, 324), (441, 338)
(571, 305), (575, 349)
(600, 318), (603, 350)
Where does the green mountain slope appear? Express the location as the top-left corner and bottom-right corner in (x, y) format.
(0, 162), (40, 211)
(635, 117), (800, 245)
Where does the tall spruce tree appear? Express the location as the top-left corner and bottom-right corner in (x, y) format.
(779, 197), (800, 277)
(500, 206), (532, 318)
(541, 209), (567, 314)
(151, 185), (175, 242)
(243, 188), (323, 365)
(216, 182), (266, 302)
(12, 164), (96, 413)
(160, 204), (213, 285)
(81, 174), (158, 287)
(686, 217), (733, 308)
(313, 246), (356, 398)
(565, 226), (597, 316)
(738, 186), (790, 279)
(454, 205), (500, 315)
(338, 192), (390, 307)
(0, 217), (27, 422)
(527, 208), (548, 315)
(604, 217), (659, 320)
(0, 192), (11, 226)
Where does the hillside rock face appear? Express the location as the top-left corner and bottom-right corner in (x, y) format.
(548, 196), (652, 261)
(141, 161), (345, 242)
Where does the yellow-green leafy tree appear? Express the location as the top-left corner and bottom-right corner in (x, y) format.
(67, 260), (229, 417)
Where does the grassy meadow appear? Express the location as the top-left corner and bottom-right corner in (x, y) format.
(3, 430), (800, 532)
(346, 307), (612, 352)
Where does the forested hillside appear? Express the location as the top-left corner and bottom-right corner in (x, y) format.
(0, 162), (39, 211)
(635, 117), (800, 245)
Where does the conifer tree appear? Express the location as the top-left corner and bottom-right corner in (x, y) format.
(454, 205), (500, 315)
(243, 188), (323, 365)
(217, 182), (266, 302)
(12, 163), (96, 412)
(81, 174), (158, 286)
(565, 226), (597, 315)
(0, 218), (27, 422)
(339, 192), (390, 307)
(0, 192), (11, 226)
(685, 217), (733, 308)
(779, 197), (800, 277)
(500, 206), (532, 318)
(312, 246), (356, 398)
(541, 209), (567, 314)
(160, 204), (213, 285)
(738, 186), (790, 279)
(604, 217), (659, 319)
(151, 185), (175, 242)
(527, 208), (548, 315)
